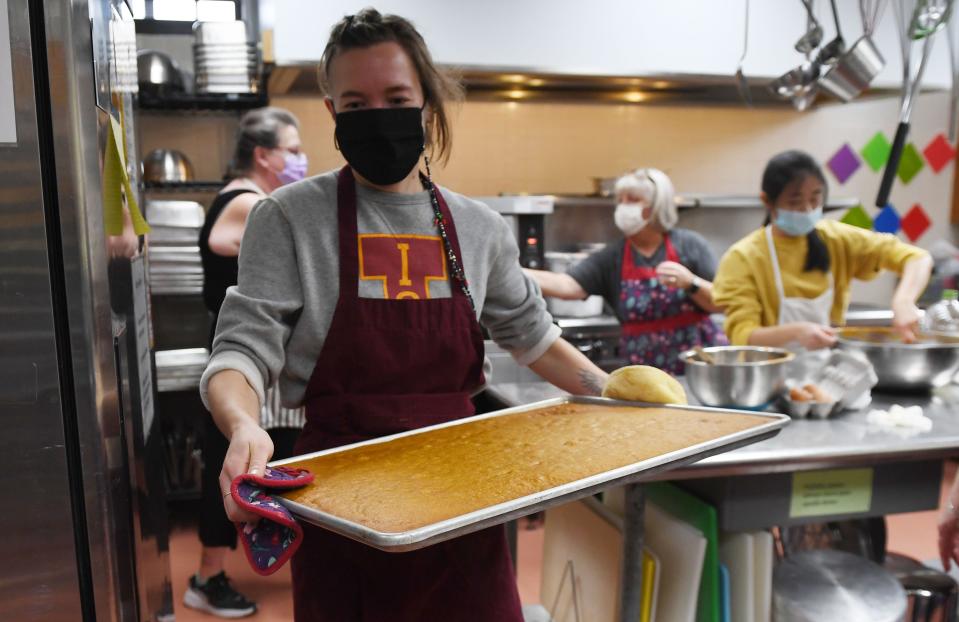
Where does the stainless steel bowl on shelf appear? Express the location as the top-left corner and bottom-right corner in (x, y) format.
(837, 327), (959, 390)
(680, 346), (795, 409)
(141, 149), (195, 183)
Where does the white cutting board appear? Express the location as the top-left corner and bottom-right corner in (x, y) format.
(542, 500), (661, 622)
(542, 500), (624, 622)
(719, 532), (754, 622)
(645, 503), (706, 622)
(752, 531), (774, 622)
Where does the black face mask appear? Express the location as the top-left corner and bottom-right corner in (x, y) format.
(334, 106), (425, 186)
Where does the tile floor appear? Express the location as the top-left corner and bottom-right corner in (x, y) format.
(168, 461), (955, 621)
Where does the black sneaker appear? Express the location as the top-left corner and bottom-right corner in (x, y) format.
(183, 572), (257, 618)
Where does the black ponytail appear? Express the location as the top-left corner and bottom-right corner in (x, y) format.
(761, 150), (830, 273)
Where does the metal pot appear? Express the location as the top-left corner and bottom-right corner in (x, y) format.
(141, 149), (195, 183)
(680, 346), (795, 409)
(819, 35), (886, 101)
(837, 326), (959, 390)
(774, 549), (907, 622)
(137, 50), (184, 95)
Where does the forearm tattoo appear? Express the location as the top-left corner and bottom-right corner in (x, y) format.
(578, 368), (605, 396)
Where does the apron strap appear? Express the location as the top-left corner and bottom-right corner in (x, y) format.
(663, 232), (680, 263)
(336, 165), (360, 302)
(764, 226), (788, 303)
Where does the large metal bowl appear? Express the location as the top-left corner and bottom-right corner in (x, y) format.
(680, 346), (795, 409)
(137, 50), (184, 95)
(141, 149), (195, 184)
(837, 327), (959, 390)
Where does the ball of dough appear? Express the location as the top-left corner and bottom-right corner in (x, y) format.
(602, 365), (688, 405)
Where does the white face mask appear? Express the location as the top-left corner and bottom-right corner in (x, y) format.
(614, 202), (649, 236)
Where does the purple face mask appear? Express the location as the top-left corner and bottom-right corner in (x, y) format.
(276, 151), (308, 185)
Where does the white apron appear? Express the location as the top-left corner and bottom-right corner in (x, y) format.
(765, 226), (835, 375)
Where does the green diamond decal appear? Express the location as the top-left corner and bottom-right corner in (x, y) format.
(861, 132), (892, 172)
(897, 143), (925, 184)
(840, 205), (874, 230)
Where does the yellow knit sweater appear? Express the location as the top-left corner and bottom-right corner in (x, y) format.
(712, 220), (928, 345)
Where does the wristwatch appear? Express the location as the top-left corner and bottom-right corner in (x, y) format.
(687, 276), (701, 294)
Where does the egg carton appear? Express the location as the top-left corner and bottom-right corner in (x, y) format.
(778, 350), (878, 419)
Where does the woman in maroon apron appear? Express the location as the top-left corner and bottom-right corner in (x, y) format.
(202, 9), (610, 621)
(527, 168), (726, 374)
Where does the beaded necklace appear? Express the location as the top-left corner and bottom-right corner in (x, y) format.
(421, 155), (475, 311)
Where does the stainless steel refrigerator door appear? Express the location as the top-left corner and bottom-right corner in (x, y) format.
(1, 0), (170, 620)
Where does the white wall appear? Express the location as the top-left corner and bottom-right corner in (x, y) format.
(271, 0), (957, 88)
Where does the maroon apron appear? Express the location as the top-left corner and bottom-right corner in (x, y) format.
(290, 166), (524, 621)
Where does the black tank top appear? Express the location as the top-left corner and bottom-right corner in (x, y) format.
(199, 188), (258, 346)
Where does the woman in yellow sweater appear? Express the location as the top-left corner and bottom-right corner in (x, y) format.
(713, 150), (932, 350)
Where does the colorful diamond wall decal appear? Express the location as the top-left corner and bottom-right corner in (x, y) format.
(923, 133), (956, 174)
(840, 205), (874, 229)
(873, 204), (901, 234)
(900, 203), (931, 242)
(861, 132), (892, 172)
(827, 143), (862, 184)
(897, 143), (925, 184)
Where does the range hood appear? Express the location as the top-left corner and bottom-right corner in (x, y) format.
(266, 64), (902, 106)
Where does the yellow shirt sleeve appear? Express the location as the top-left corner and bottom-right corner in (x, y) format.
(826, 221), (928, 281)
(713, 246), (766, 345)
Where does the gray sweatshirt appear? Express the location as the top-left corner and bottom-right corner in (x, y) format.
(200, 169), (560, 409)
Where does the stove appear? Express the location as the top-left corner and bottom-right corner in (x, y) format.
(555, 314), (624, 372)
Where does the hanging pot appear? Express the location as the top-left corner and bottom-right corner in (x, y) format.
(819, 35), (886, 101)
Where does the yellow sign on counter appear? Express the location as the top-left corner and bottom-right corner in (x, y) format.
(789, 468), (874, 518)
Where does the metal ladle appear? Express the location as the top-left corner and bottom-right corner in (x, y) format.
(875, 0), (954, 207)
(816, 0), (847, 66)
(796, 0), (825, 53)
(736, 0), (753, 106)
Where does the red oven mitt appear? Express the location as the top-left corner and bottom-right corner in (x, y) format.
(230, 465), (314, 576)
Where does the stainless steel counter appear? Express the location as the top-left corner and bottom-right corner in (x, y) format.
(485, 380), (959, 478)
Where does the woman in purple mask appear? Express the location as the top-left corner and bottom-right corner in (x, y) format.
(201, 8), (609, 621)
(188, 106), (307, 619)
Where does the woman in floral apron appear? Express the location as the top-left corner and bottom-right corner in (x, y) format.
(527, 168), (727, 374)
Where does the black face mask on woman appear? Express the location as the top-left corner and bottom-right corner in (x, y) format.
(334, 106), (425, 186)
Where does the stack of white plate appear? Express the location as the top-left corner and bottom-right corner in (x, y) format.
(193, 21), (258, 94)
(145, 200), (205, 295)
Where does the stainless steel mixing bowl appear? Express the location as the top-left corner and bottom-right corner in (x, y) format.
(137, 50), (184, 94)
(141, 149), (195, 184)
(680, 346), (795, 409)
(837, 327), (959, 390)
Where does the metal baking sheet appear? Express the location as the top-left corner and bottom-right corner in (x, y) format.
(269, 396), (789, 552)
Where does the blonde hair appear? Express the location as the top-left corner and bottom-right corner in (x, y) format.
(318, 8), (464, 165)
(613, 168), (677, 231)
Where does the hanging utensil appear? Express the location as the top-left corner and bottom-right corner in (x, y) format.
(875, 0), (954, 207)
(772, 1), (823, 110)
(736, 0), (753, 106)
(796, 0), (825, 53)
(817, 0), (847, 65)
(819, 0), (888, 101)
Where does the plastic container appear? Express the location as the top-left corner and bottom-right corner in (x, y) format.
(922, 289), (959, 334)
(779, 350), (877, 419)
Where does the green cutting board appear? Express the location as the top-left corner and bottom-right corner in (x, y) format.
(648, 482), (720, 622)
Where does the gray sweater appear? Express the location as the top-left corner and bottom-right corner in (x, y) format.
(200, 169), (560, 409)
